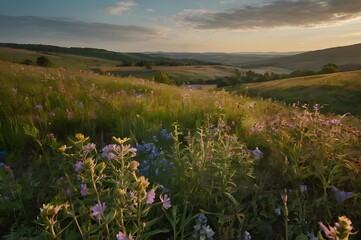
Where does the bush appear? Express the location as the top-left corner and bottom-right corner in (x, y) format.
(36, 56), (52, 67)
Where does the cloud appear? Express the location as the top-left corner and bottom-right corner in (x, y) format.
(179, 0), (361, 29)
(106, 1), (137, 15)
(0, 15), (164, 45)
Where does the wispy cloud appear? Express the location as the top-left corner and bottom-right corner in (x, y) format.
(0, 15), (164, 45)
(106, 1), (137, 15)
(179, 0), (361, 29)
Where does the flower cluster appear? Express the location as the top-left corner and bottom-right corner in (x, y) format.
(192, 213), (215, 240)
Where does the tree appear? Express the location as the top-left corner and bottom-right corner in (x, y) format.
(36, 56), (52, 67)
(319, 63), (339, 74)
(154, 71), (171, 84)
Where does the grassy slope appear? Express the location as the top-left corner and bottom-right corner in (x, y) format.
(229, 71), (361, 115)
(0, 47), (119, 69)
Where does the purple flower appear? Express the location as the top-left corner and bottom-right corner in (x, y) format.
(146, 189), (156, 205)
(101, 144), (120, 160)
(83, 143), (96, 152)
(116, 231), (131, 240)
(253, 147), (263, 160)
(313, 104), (319, 111)
(160, 194), (171, 209)
(80, 184), (88, 197)
(329, 186), (353, 204)
(91, 202), (106, 221)
(74, 161), (83, 172)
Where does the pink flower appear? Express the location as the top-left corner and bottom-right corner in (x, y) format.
(146, 189), (156, 205)
(116, 231), (131, 240)
(80, 184), (88, 197)
(318, 221), (337, 239)
(160, 194), (171, 209)
(91, 202), (106, 221)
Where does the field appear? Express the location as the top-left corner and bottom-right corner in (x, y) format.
(0, 60), (360, 239)
(101, 65), (239, 83)
(229, 71), (361, 116)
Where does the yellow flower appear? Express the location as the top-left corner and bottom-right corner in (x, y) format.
(113, 136), (130, 145)
(75, 133), (85, 141)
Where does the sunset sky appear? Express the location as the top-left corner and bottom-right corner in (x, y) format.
(1, 0), (361, 52)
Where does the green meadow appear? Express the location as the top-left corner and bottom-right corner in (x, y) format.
(0, 58), (360, 239)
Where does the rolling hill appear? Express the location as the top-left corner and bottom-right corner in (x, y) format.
(0, 43), (216, 68)
(243, 43), (361, 71)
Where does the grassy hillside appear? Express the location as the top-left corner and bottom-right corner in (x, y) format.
(0, 47), (120, 69)
(244, 43), (361, 71)
(229, 71), (361, 115)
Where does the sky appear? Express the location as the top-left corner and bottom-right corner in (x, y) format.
(0, 0), (361, 53)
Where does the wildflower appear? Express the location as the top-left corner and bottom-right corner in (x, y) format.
(75, 133), (85, 141)
(116, 231), (131, 240)
(40, 203), (62, 216)
(329, 186), (353, 204)
(313, 104), (319, 111)
(133, 176), (149, 192)
(329, 118), (341, 125)
(146, 189), (156, 204)
(80, 184), (88, 197)
(159, 194), (171, 209)
(34, 104), (43, 110)
(113, 136), (130, 145)
(274, 207), (281, 216)
(243, 231), (252, 240)
(202, 225), (215, 239)
(102, 144), (120, 160)
(91, 202), (106, 221)
(58, 145), (68, 152)
(318, 221), (338, 239)
(83, 143), (96, 152)
(129, 161), (140, 171)
(193, 213), (215, 240)
(74, 161), (83, 172)
(253, 147), (263, 160)
(299, 184), (307, 193)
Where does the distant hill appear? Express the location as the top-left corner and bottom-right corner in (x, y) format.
(147, 52), (292, 67)
(0, 43), (216, 67)
(243, 43), (361, 71)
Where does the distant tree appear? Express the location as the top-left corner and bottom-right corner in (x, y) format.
(319, 63), (339, 74)
(289, 70), (317, 78)
(154, 71), (171, 84)
(116, 60), (132, 67)
(145, 63), (153, 70)
(36, 56), (52, 67)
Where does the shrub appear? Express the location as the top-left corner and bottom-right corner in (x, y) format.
(36, 56), (52, 67)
